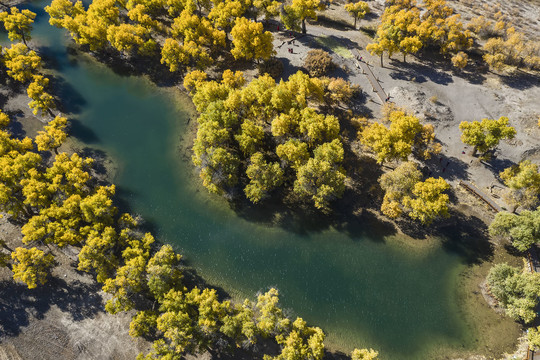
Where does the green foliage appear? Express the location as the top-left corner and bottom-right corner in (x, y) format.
(245, 152), (284, 203)
(528, 326), (540, 351)
(303, 49), (334, 78)
(500, 160), (540, 210)
(459, 116), (516, 156)
(189, 71), (344, 209)
(487, 263), (540, 323)
(293, 139), (346, 211)
(489, 209), (540, 252)
(11, 247), (54, 289)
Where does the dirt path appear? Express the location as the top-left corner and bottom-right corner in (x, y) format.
(351, 48), (387, 104)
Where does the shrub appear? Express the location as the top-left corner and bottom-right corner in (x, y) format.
(303, 49), (334, 77)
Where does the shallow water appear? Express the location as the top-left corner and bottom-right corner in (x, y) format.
(1, 3), (511, 358)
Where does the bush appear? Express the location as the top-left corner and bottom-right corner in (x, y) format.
(303, 49), (334, 77)
(258, 58), (284, 79)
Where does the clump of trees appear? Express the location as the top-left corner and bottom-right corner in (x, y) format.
(487, 263), (540, 323)
(366, 0), (473, 67)
(188, 70), (346, 211)
(379, 161), (449, 224)
(45, 0), (278, 71)
(359, 105), (440, 164)
(459, 116), (516, 157)
(489, 208), (540, 252)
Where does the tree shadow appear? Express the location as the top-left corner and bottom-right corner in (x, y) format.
(50, 76), (87, 115)
(311, 14), (353, 31)
(498, 70), (540, 90)
(480, 156), (515, 179)
(423, 153), (471, 181)
(388, 59), (453, 86)
(5, 110), (27, 139)
(438, 209), (494, 264)
(0, 276), (103, 338)
(68, 118), (100, 144)
(78, 147), (109, 176)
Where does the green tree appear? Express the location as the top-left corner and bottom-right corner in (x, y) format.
(379, 161), (422, 219)
(293, 139), (346, 211)
(528, 326), (540, 351)
(11, 247), (55, 289)
(245, 152), (284, 203)
(489, 209), (540, 252)
(487, 263), (540, 323)
(0, 7), (36, 45)
(459, 116), (516, 157)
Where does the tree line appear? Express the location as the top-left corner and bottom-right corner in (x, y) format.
(366, 0), (540, 71)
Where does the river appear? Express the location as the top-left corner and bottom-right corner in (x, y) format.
(1, 2), (520, 358)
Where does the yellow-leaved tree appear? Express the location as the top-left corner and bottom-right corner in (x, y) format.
(35, 115), (67, 153)
(2, 43), (41, 83)
(344, 1), (370, 29)
(11, 247), (55, 289)
(0, 7), (36, 45)
(230, 17), (274, 62)
(27, 75), (56, 116)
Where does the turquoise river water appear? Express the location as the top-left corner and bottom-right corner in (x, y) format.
(1, 2), (510, 358)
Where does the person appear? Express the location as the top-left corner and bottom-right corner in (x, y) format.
(277, 25), (280, 31)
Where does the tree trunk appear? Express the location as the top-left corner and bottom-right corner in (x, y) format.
(403, 53), (406, 62)
(380, 53), (383, 67)
(354, 16), (357, 29)
(21, 32), (27, 47)
(472, 146), (477, 157)
(301, 19), (306, 34)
